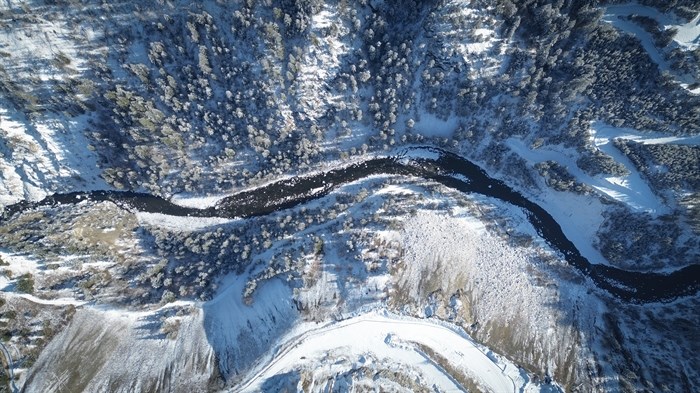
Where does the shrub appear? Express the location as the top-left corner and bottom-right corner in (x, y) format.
(161, 290), (176, 304)
(16, 274), (34, 294)
(161, 318), (181, 339)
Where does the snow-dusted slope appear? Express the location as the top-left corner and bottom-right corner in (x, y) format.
(0, 2), (108, 205)
(22, 305), (217, 393)
(0, 109), (107, 205)
(203, 274), (298, 382)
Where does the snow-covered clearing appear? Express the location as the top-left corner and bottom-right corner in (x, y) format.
(412, 111), (459, 138)
(435, 1), (505, 79)
(236, 311), (535, 393)
(590, 122), (700, 146)
(169, 194), (231, 209)
(296, 4), (351, 123)
(0, 6), (109, 205)
(674, 12), (700, 49)
(0, 109), (107, 206)
(458, 27), (499, 55)
(0, 12), (90, 78)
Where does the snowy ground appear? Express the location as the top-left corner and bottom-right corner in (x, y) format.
(0, 109), (106, 205)
(412, 111), (460, 139)
(136, 212), (238, 231)
(434, 1), (505, 79)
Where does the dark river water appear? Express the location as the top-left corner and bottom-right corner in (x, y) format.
(1, 147), (698, 303)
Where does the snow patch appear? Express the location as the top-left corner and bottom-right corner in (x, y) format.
(136, 212), (237, 231)
(412, 112), (458, 138)
(170, 194), (229, 209)
(0, 250), (40, 276)
(590, 122), (700, 146)
(11, 293), (86, 307)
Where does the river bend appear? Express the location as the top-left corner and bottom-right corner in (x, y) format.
(1, 147), (698, 303)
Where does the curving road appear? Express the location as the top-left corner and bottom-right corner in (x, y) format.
(1, 146), (698, 303)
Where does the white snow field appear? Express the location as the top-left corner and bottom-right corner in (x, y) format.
(236, 311), (535, 392)
(136, 212), (237, 231)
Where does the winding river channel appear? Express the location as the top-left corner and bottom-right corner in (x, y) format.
(1, 147), (698, 303)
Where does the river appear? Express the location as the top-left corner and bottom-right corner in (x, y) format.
(1, 146), (697, 303)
